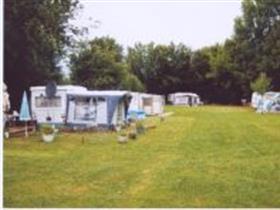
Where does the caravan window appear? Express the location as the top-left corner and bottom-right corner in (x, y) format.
(35, 96), (61, 107)
(143, 98), (152, 106)
(97, 97), (106, 102)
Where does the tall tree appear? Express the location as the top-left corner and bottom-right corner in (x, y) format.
(127, 42), (192, 96)
(70, 37), (144, 91)
(4, 0), (80, 109)
(231, 0), (280, 97)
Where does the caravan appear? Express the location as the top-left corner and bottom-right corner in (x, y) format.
(30, 85), (87, 124)
(168, 92), (201, 106)
(127, 92), (165, 118)
(30, 85), (165, 128)
(30, 86), (131, 128)
(253, 91), (280, 113)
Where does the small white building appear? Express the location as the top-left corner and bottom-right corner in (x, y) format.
(168, 92), (201, 106)
(30, 85), (88, 124)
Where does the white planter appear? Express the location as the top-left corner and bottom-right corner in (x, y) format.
(4, 132), (9, 139)
(117, 135), (128, 143)
(42, 134), (55, 143)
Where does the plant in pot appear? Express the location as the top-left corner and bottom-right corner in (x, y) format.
(128, 129), (137, 140)
(41, 124), (56, 143)
(136, 120), (145, 135)
(117, 130), (128, 144)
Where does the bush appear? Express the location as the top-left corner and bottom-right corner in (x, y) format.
(128, 130), (137, 140)
(136, 120), (145, 134)
(40, 125), (55, 135)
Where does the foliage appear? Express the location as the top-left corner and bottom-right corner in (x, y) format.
(128, 130), (137, 140)
(250, 72), (271, 95)
(40, 124), (55, 135)
(70, 37), (144, 91)
(4, 0), (81, 109)
(4, 106), (280, 207)
(127, 43), (192, 95)
(118, 129), (127, 137)
(136, 120), (145, 134)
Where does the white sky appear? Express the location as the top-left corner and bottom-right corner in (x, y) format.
(63, 0), (242, 74)
(72, 0), (242, 50)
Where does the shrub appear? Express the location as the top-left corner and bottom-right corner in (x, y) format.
(136, 120), (145, 134)
(40, 125), (55, 135)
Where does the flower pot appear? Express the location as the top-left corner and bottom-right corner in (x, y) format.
(4, 131), (9, 139)
(117, 135), (128, 143)
(42, 133), (55, 143)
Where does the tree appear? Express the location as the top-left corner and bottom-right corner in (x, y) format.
(70, 37), (144, 91)
(4, 0), (80, 109)
(250, 72), (271, 95)
(230, 0), (280, 98)
(127, 42), (192, 96)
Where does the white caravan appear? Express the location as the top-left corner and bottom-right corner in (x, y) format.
(30, 85), (87, 124)
(168, 92), (201, 106)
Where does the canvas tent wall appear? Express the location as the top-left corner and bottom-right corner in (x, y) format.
(30, 85), (87, 124)
(65, 91), (132, 128)
(168, 92), (201, 106)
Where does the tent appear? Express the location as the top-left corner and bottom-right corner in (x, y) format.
(65, 91), (132, 128)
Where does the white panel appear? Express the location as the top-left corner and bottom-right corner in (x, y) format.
(96, 101), (107, 124)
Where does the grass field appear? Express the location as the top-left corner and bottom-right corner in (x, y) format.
(3, 106), (280, 207)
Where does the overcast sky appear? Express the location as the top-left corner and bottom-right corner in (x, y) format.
(63, 0), (242, 74)
(72, 0), (242, 49)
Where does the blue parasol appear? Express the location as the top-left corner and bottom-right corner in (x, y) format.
(19, 91), (31, 137)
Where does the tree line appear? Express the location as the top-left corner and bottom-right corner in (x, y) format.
(4, 0), (280, 109)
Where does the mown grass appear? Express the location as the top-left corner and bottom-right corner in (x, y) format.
(3, 106), (280, 207)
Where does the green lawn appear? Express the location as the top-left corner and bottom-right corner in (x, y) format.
(3, 106), (280, 207)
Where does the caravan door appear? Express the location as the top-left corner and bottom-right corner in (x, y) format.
(67, 96), (97, 126)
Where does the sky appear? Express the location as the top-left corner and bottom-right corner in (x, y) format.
(72, 0), (242, 49)
(63, 0), (242, 74)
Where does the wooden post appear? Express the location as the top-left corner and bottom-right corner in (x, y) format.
(25, 121), (28, 137)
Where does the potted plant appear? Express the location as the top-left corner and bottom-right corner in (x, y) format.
(136, 120), (145, 134)
(41, 124), (56, 143)
(117, 130), (128, 144)
(128, 129), (137, 140)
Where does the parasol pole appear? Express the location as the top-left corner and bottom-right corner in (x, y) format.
(25, 121), (28, 137)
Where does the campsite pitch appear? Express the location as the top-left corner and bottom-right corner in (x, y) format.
(3, 106), (280, 207)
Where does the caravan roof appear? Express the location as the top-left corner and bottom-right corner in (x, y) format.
(66, 90), (130, 97)
(172, 92), (199, 97)
(30, 85), (87, 92)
